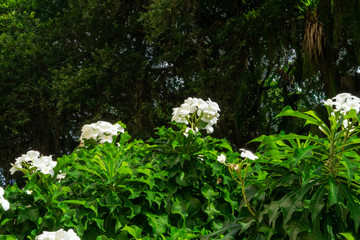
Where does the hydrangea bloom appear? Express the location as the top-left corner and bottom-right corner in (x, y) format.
(0, 187), (9, 211)
(80, 121), (124, 144)
(10, 150), (57, 177)
(172, 97), (220, 134)
(35, 229), (80, 240)
(324, 93), (360, 114)
(239, 148), (258, 160)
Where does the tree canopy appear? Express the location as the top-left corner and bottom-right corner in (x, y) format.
(1, 0), (360, 184)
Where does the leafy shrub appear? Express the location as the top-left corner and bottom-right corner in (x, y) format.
(1, 94), (360, 239)
(208, 93), (360, 239)
(0, 122), (241, 239)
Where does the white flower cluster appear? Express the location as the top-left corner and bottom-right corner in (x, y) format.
(35, 229), (80, 240)
(80, 121), (124, 144)
(10, 150), (57, 177)
(324, 93), (360, 114)
(0, 187), (9, 211)
(172, 97), (220, 134)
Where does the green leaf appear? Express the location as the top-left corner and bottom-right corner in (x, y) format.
(96, 235), (114, 240)
(0, 236), (18, 240)
(339, 233), (355, 240)
(121, 225), (142, 239)
(18, 208), (39, 223)
(328, 178), (339, 208)
(286, 211), (310, 240)
(340, 184), (360, 231)
(146, 214), (169, 235)
(201, 184), (219, 202)
(340, 155), (358, 183)
(171, 199), (189, 225)
(218, 140), (233, 151)
(325, 214), (336, 240)
(202, 202), (221, 222)
(276, 106), (326, 129)
(309, 186), (326, 222)
(282, 181), (317, 226)
(293, 145), (314, 165)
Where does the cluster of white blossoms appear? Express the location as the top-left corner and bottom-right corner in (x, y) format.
(172, 97), (220, 134)
(324, 93), (360, 114)
(80, 121), (124, 144)
(0, 187), (9, 211)
(35, 229), (80, 240)
(10, 150), (57, 177)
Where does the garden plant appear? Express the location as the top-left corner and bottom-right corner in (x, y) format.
(0, 94), (359, 239)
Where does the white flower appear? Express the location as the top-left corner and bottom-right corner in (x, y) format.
(97, 133), (114, 143)
(323, 99), (333, 107)
(56, 171), (66, 181)
(11, 151), (56, 177)
(217, 154), (226, 164)
(325, 93), (360, 114)
(9, 162), (22, 175)
(239, 148), (258, 160)
(39, 166), (55, 176)
(80, 123), (98, 140)
(80, 121), (124, 144)
(35, 229), (80, 240)
(204, 125), (214, 134)
(172, 97), (220, 134)
(27, 150), (40, 161)
(0, 187), (9, 211)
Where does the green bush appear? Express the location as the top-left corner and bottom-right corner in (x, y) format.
(207, 94), (360, 239)
(0, 123), (241, 239)
(1, 94), (360, 239)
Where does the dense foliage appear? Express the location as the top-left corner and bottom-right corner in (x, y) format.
(0, 94), (359, 239)
(1, 0), (360, 184)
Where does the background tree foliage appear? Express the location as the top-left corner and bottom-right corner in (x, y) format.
(0, 0), (359, 184)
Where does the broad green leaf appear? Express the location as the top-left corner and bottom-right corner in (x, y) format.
(340, 156), (358, 183)
(0, 236), (18, 240)
(201, 184), (219, 202)
(286, 211), (310, 240)
(328, 178), (339, 208)
(18, 208), (39, 223)
(202, 202), (221, 222)
(169, 227), (197, 239)
(293, 145), (315, 165)
(171, 199), (188, 225)
(121, 225), (142, 239)
(260, 200), (281, 228)
(218, 140), (233, 151)
(335, 202), (349, 229)
(136, 168), (151, 176)
(124, 200), (141, 219)
(310, 215), (325, 240)
(282, 181), (317, 225)
(339, 233), (355, 240)
(146, 214), (169, 235)
(340, 184), (360, 231)
(276, 106), (324, 128)
(309, 186), (326, 222)
(62, 200), (97, 214)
